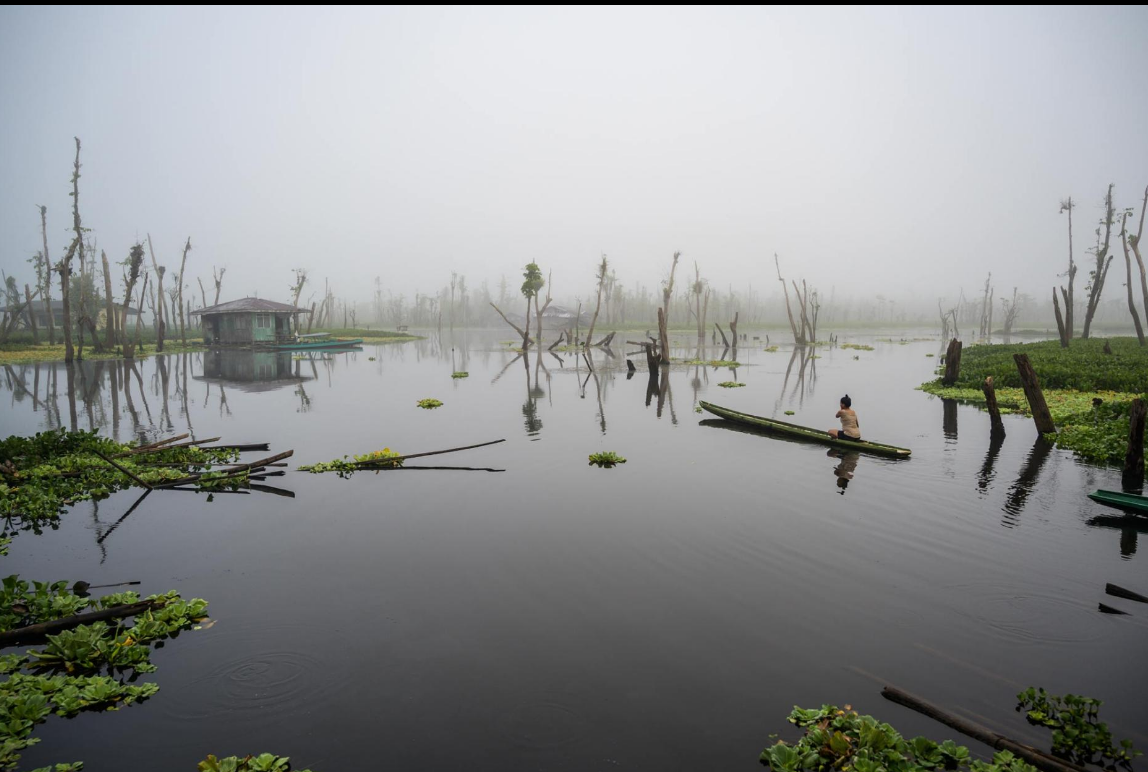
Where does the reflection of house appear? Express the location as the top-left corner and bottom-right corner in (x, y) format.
(193, 350), (314, 393)
(506, 304), (592, 327)
(0, 300), (142, 329)
(190, 298), (309, 347)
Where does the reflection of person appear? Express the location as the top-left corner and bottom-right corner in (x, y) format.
(828, 394), (861, 441)
(829, 449), (859, 494)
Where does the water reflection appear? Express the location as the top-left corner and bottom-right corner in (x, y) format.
(976, 429), (1006, 495)
(195, 350), (314, 393)
(942, 398), (958, 441)
(828, 449), (861, 494)
(1086, 515), (1148, 559)
(1002, 437), (1055, 526)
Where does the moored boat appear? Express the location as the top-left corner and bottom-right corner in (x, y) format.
(699, 401), (912, 457)
(1088, 489), (1148, 515)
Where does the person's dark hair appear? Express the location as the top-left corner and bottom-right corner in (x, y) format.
(840, 394), (852, 408)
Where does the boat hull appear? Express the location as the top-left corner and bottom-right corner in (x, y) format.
(272, 339), (364, 350)
(699, 401), (911, 458)
(1088, 489), (1148, 515)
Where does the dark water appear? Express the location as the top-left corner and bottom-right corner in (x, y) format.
(2, 332), (1146, 771)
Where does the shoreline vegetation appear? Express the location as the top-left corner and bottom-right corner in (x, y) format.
(0, 328), (419, 366)
(918, 338), (1148, 470)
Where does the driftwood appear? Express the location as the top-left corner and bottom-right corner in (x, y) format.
(131, 433), (190, 453)
(153, 449), (294, 489)
(120, 436), (222, 457)
(0, 599), (163, 647)
(714, 323), (730, 347)
(982, 376), (1004, 435)
(1105, 582), (1148, 603)
(1013, 354), (1056, 434)
(881, 686), (1090, 772)
(195, 443), (271, 452)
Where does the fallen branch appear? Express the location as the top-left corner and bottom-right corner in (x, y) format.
(1106, 582), (1148, 603)
(92, 450), (153, 490)
(0, 598), (163, 647)
(119, 436), (222, 457)
(881, 686), (1090, 772)
(130, 433), (190, 453)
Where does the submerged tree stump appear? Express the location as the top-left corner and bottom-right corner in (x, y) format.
(1124, 398), (1146, 489)
(1013, 353), (1056, 434)
(941, 339), (963, 385)
(982, 376), (1005, 435)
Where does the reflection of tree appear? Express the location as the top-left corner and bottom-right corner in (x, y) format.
(1002, 437), (1055, 526)
(295, 384), (312, 413)
(976, 429), (1005, 495)
(521, 351), (544, 436)
(1086, 515), (1146, 559)
(942, 398), (958, 440)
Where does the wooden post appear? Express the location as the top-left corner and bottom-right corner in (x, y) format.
(1013, 354), (1056, 434)
(941, 339), (962, 385)
(982, 376), (1004, 435)
(1124, 398), (1145, 488)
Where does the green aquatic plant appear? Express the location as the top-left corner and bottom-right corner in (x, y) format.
(1016, 687), (1140, 767)
(198, 754), (315, 772)
(368, 357), (376, 361)
(784, 410), (795, 415)
(417, 398), (443, 409)
(840, 343), (874, 351)
(926, 353), (935, 357)
(694, 405), (703, 413)
(451, 371), (469, 379)
(681, 359), (741, 367)
(763, 346), (779, 352)
(761, 705), (1032, 772)
(588, 451), (626, 467)
(717, 381), (745, 388)
(299, 448), (404, 476)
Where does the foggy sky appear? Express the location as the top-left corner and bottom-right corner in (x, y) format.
(2, 6), (1147, 309)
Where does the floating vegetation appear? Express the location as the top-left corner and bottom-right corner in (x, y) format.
(841, 343), (874, 351)
(0, 430), (243, 534)
(368, 357), (376, 361)
(588, 451), (626, 467)
(926, 353), (935, 357)
(878, 337), (934, 344)
(0, 582), (208, 770)
(1017, 687), (1141, 766)
(417, 398), (443, 409)
(681, 359), (741, 367)
(784, 410), (795, 415)
(717, 381), (745, 388)
(451, 372), (469, 379)
(198, 754), (316, 772)
(853, 355), (860, 360)
(763, 346), (779, 352)
(694, 405), (703, 413)
(300, 448), (404, 476)
(291, 355), (306, 361)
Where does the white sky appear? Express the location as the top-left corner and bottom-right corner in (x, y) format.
(2, 6), (1146, 307)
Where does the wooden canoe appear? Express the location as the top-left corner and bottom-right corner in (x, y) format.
(274, 338), (363, 350)
(1088, 489), (1148, 515)
(699, 401), (912, 458)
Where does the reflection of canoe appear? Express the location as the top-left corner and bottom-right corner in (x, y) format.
(699, 401), (911, 458)
(1088, 489), (1148, 515)
(274, 338), (363, 350)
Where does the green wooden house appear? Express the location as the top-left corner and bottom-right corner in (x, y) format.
(190, 297), (310, 347)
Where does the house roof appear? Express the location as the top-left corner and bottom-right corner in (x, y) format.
(191, 297), (310, 316)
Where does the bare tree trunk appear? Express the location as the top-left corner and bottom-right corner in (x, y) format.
(147, 234), (166, 352)
(776, 254), (804, 345)
(1120, 211), (1145, 345)
(729, 311), (739, 346)
(942, 339), (962, 385)
(659, 252), (679, 364)
(198, 277), (207, 308)
(982, 376), (1004, 435)
(585, 259), (607, 354)
(59, 238), (78, 362)
(102, 251), (116, 350)
(1060, 196), (1076, 340)
(1013, 354), (1056, 434)
(213, 266), (225, 305)
(177, 237), (191, 345)
(489, 302), (534, 348)
(23, 284), (38, 343)
(714, 323), (730, 347)
(1052, 288), (1068, 348)
(38, 205), (55, 345)
(1082, 184), (1116, 339)
(1132, 186), (1148, 334)
(1125, 398), (1146, 489)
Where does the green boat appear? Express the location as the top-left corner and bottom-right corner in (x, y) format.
(699, 401), (912, 458)
(1088, 489), (1148, 515)
(273, 338), (363, 350)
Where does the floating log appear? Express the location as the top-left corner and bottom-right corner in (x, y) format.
(881, 686), (1090, 772)
(92, 450), (153, 490)
(195, 442), (271, 452)
(130, 433), (190, 453)
(1124, 398), (1145, 488)
(942, 339), (963, 385)
(982, 376), (1005, 435)
(154, 449), (294, 489)
(120, 436), (222, 457)
(1013, 354), (1056, 434)
(1098, 603), (1128, 615)
(0, 598), (163, 646)
(1106, 582), (1148, 603)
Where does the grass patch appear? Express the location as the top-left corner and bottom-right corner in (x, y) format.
(840, 343), (874, 351)
(919, 338), (1148, 469)
(763, 346), (779, 352)
(0, 341), (203, 365)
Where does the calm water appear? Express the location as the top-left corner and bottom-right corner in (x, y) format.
(2, 331), (1146, 771)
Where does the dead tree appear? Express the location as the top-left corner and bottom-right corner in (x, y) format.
(23, 284), (38, 343)
(101, 250), (116, 350)
(658, 252), (680, 364)
(690, 262), (710, 340)
(177, 237), (191, 345)
(1052, 289), (1068, 349)
(535, 270), (553, 350)
(1082, 184), (1116, 339)
(1119, 209), (1145, 345)
(37, 205), (55, 344)
(290, 268), (308, 333)
(942, 339), (963, 385)
(57, 237), (79, 362)
(584, 257), (608, 354)
(982, 376), (1005, 435)
(1000, 287), (1020, 337)
(775, 253), (805, 346)
(1057, 197), (1077, 344)
(147, 234), (166, 352)
(1013, 354), (1056, 434)
(120, 243), (145, 345)
(197, 277), (208, 309)
(729, 311), (739, 349)
(212, 266), (226, 305)
(1125, 398), (1146, 489)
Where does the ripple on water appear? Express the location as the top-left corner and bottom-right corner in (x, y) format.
(949, 584), (1105, 645)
